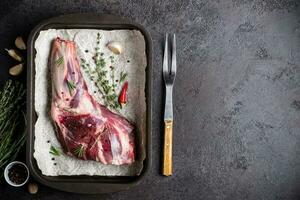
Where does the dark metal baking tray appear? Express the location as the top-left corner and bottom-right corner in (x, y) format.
(26, 14), (152, 194)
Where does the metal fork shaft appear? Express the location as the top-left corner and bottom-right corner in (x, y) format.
(164, 85), (173, 120)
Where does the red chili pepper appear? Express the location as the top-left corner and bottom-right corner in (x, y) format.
(118, 81), (128, 106)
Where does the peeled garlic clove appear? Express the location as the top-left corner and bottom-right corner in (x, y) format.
(28, 182), (38, 194)
(9, 63), (24, 76)
(107, 42), (123, 54)
(5, 49), (23, 62)
(15, 36), (26, 50)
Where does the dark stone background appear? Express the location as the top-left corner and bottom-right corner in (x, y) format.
(0, 0), (300, 199)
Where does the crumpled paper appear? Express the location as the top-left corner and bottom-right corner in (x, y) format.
(34, 29), (146, 176)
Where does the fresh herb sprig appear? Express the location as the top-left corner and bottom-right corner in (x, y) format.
(109, 56), (117, 91)
(0, 80), (26, 179)
(73, 145), (85, 158)
(81, 33), (123, 110)
(49, 145), (61, 156)
(119, 71), (127, 84)
(55, 56), (64, 67)
(66, 79), (76, 95)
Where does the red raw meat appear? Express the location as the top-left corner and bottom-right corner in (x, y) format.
(50, 38), (135, 165)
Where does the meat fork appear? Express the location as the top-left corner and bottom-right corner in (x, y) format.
(163, 33), (176, 176)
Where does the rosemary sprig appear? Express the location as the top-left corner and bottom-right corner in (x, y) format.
(66, 79), (76, 95)
(55, 56), (64, 66)
(49, 145), (61, 156)
(73, 145), (84, 158)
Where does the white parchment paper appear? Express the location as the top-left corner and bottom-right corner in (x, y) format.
(34, 29), (146, 176)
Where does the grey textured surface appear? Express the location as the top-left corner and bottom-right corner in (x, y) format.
(0, 0), (300, 199)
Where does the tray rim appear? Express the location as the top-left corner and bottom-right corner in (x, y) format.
(26, 13), (152, 194)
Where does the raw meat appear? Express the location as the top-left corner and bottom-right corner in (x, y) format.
(50, 38), (135, 165)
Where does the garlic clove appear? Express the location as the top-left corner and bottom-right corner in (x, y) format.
(107, 42), (123, 54)
(15, 36), (26, 50)
(5, 49), (23, 62)
(9, 63), (24, 76)
(28, 182), (38, 194)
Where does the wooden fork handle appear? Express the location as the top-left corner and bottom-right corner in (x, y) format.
(163, 120), (173, 176)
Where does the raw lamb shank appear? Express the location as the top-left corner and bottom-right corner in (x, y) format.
(50, 38), (135, 165)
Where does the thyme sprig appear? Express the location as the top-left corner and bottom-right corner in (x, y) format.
(0, 80), (26, 179)
(97, 32), (101, 44)
(81, 33), (123, 110)
(119, 71), (127, 84)
(110, 56), (117, 92)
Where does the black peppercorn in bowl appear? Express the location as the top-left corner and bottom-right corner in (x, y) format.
(4, 161), (30, 187)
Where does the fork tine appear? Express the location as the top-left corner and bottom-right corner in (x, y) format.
(163, 33), (169, 75)
(171, 34), (176, 75)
